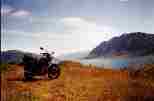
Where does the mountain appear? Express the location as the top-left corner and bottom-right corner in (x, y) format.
(1, 50), (39, 64)
(88, 32), (154, 58)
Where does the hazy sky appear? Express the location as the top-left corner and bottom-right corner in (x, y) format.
(1, 0), (154, 55)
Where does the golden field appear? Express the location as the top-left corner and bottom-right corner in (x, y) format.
(1, 61), (154, 101)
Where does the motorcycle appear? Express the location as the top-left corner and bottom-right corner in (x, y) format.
(22, 47), (61, 81)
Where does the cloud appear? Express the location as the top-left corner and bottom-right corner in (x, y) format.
(11, 10), (31, 17)
(60, 17), (117, 33)
(30, 16), (117, 36)
(60, 17), (117, 34)
(1, 5), (14, 15)
(60, 17), (97, 30)
(2, 16), (120, 55)
(58, 17), (119, 48)
(2, 29), (35, 37)
(1, 5), (31, 17)
(120, 0), (129, 2)
(2, 29), (70, 40)
(30, 17), (119, 48)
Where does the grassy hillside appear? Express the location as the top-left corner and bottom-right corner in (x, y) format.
(1, 61), (154, 101)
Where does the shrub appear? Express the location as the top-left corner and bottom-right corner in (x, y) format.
(8, 91), (40, 101)
(0, 64), (10, 73)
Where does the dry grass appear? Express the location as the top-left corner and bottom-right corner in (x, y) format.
(1, 62), (154, 101)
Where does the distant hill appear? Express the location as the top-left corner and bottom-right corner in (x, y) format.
(88, 32), (154, 58)
(1, 50), (39, 64)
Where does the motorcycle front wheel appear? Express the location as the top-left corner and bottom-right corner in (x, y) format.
(24, 71), (33, 81)
(48, 64), (60, 79)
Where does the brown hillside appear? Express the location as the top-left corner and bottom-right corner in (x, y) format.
(1, 61), (154, 101)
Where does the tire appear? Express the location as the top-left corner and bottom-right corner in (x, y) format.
(24, 70), (33, 81)
(48, 64), (60, 79)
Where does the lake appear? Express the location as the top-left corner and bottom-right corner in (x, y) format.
(79, 55), (154, 68)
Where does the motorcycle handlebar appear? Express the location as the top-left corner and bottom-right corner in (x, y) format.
(40, 52), (55, 55)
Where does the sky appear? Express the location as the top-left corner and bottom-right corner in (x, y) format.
(1, 0), (154, 56)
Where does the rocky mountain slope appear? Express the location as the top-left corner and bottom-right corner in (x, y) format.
(88, 32), (154, 58)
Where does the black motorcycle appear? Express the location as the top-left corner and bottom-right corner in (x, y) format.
(22, 47), (60, 81)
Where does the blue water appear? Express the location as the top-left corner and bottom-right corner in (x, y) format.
(79, 55), (154, 68)
(111, 59), (129, 68)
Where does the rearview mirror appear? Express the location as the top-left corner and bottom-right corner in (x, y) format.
(40, 47), (44, 50)
(51, 52), (55, 54)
